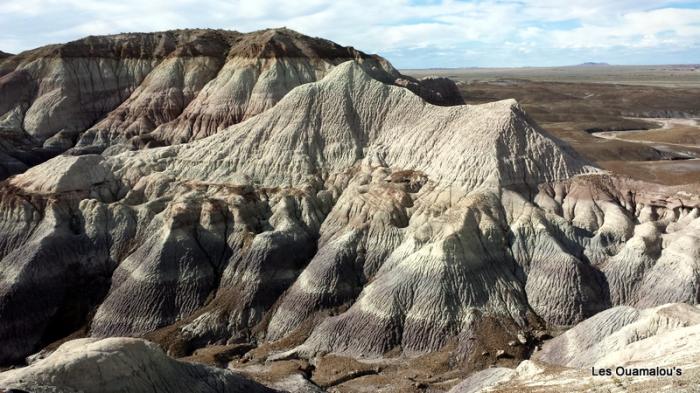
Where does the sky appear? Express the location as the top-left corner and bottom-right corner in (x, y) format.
(1, 0), (699, 68)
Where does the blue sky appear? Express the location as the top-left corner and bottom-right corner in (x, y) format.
(1, 0), (699, 68)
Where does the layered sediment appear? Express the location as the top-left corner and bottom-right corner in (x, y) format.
(0, 28), (462, 179)
(0, 29), (698, 393)
(0, 60), (698, 371)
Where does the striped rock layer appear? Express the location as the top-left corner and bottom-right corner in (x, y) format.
(0, 28), (463, 179)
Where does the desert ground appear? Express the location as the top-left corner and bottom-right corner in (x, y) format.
(405, 65), (700, 186)
(404, 64), (700, 88)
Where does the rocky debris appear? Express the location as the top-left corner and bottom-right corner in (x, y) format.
(270, 374), (325, 393)
(448, 366), (518, 393)
(412, 76), (465, 106)
(449, 304), (700, 392)
(0, 337), (278, 393)
(309, 354), (381, 388)
(0, 28), (463, 180)
(230, 358), (318, 393)
(179, 343), (256, 367)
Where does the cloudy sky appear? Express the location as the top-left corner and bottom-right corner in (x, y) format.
(1, 0), (699, 68)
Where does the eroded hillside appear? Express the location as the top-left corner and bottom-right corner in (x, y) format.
(0, 30), (699, 393)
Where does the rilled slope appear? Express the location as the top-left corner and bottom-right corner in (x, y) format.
(449, 303), (700, 392)
(0, 59), (698, 377)
(536, 303), (700, 367)
(0, 29), (463, 179)
(0, 30), (229, 180)
(112, 61), (586, 189)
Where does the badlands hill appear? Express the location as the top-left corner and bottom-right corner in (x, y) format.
(0, 28), (463, 180)
(0, 30), (699, 393)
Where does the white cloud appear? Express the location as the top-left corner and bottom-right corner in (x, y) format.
(0, 0), (698, 66)
(548, 7), (700, 49)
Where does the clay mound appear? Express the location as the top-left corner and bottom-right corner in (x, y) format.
(0, 61), (585, 363)
(410, 75), (467, 107)
(97, 62), (597, 358)
(0, 41), (699, 381)
(0, 29), (232, 140)
(0, 337), (279, 393)
(113, 61), (590, 190)
(0, 30), (227, 180)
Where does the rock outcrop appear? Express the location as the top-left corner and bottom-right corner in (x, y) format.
(0, 337), (279, 393)
(0, 28), (463, 180)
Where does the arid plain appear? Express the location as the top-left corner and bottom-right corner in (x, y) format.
(406, 65), (700, 186)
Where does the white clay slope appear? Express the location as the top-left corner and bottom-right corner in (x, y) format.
(0, 337), (278, 393)
(0, 28), (461, 180)
(449, 303), (700, 393)
(535, 303), (700, 367)
(110, 61), (593, 190)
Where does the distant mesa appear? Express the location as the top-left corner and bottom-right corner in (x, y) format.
(574, 62), (611, 67)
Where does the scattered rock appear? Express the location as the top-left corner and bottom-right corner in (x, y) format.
(533, 330), (552, 341)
